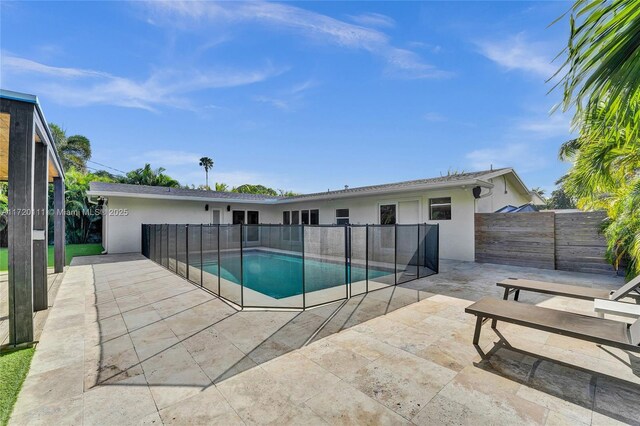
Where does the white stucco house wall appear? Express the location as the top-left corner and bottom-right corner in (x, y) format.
(87, 168), (543, 262)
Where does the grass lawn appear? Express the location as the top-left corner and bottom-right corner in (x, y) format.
(0, 243), (103, 271)
(0, 348), (34, 426)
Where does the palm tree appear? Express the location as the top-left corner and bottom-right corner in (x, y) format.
(555, 0), (640, 277)
(199, 157), (214, 187)
(557, 0), (640, 141)
(214, 182), (229, 192)
(49, 123), (92, 172)
(121, 164), (180, 187)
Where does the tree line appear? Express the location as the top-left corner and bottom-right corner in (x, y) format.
(0, 124), (297, 246)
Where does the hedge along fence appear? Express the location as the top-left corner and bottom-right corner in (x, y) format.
(475, 211), (615, 275)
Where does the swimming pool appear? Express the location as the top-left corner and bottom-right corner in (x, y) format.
(202, 250), (391, 299)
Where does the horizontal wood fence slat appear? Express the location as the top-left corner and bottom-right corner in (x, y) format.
(475, 211), (615, 274)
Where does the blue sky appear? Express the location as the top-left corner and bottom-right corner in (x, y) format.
(1, 1), (574, 194)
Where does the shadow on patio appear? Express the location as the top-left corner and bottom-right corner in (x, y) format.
(19, 253), (638, 424)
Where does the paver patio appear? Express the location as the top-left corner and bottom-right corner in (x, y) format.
(9, 254), (640, 425)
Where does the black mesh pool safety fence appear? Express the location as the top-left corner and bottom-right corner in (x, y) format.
(141, 223), (438, 310)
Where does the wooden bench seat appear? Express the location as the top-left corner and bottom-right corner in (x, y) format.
(465, 297), (640, 352)
(497, 278), (612, 301)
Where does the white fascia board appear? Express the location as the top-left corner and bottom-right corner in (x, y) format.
(276, 179), (494, 204)
(85, 191), (279, 204)
(87, 179), (495, 206)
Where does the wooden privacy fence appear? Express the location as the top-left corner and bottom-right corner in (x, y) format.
(475, 211), (615, 274)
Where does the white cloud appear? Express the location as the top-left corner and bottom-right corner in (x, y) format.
(476, 33), (557, 78)
(144, 1), (447, 79)
(466, 143), (548, 173)
(348, 12), (395, 28)
(2, 53), (284, 111)
(516, 113), (572, 138)
(3, 55), (111, 79)
(424, 112), (446, 122)
(254, 79), (318, 111)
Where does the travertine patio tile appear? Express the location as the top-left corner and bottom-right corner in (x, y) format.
(343, 345), (457, 419)
(162, 299), (232, 338)
(518, 359), (595, 424)
(217, 367), (327, 425)
(28, 339), (84, 376)
(84, 332), (143, 388)
(13, 255), (634, 425)
(437, 365), (549, 425)
(11, 362), (84, 415)
(593, 375), (640, 425)
(591, 411), (634, 426)
(328, 328), (396, 361)
(181, 326), (257, 383)
(299, 338), (372, 378)
(142, 344), (211, 409)
(304, 379), (410, 425)
(122, 305), (163, 332)
(543, 410), (590, 426)
(150, 288), (205, 317)
(382, 304), (435, 328)
(158, 386), (244, 425)
(517, 385), (592, 426)
(245, 335), (296, 364)
(84, 313), (128, 347)
(261, 351), (341, 404)
(10, 395), (84, 426)
(412, 393), (477, 425)
(83, 376), (157, 425)
(432, 304), (479, 326)
(351, 316), (441, 356)
(115, 293), (149, 313)
(129, 320), (179, 360)
(85, 299), (120, 324)
(536, 345), (640, 385)
(419, 336), (483, 372)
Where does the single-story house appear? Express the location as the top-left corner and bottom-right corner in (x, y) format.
(87, 167), (544, 261)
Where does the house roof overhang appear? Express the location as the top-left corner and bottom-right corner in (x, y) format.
(87, 178), (495, 205)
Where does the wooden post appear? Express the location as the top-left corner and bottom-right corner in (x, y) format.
(5, 100), (36, 345)
(32, 139), (48, 311)
(53, 177), (65, 273)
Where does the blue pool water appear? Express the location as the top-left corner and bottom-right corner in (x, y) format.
(202, 250), (391, 299)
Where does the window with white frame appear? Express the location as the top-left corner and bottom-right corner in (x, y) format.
(336, 209), (349, 225)
(379, 204), (396, 225)
(429, 197), (452, 220)
(300, 209), (320, 225)
(284, 209), (320, 226)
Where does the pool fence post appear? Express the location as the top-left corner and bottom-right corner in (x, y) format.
(365, 224), (369, 294)
(240, 224), (244, 308)
(417, 224), (420, 279)
(217, 224), (221, 296)
(394, 223), (398, 286)
(200, 225), (203, 287)
(185, 224), (189, 280)
(301, 224), (306, 309)
(436, 223), (440, 274)
(344, 225), (349, 300)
